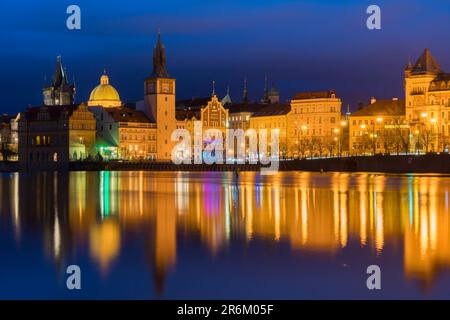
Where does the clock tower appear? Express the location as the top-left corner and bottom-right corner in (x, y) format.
(144, 31), (176, 161)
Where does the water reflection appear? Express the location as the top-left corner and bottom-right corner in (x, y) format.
(2, 171), (450, 297)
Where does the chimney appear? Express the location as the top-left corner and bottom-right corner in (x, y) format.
(370, 97), (376, 104)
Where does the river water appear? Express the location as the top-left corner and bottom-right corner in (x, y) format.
(1, 171), (450, 299)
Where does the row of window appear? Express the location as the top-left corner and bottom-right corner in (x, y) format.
(121, 135), (156, 141)
(292, 106), (338, 114)
(29, 151), (58, 162)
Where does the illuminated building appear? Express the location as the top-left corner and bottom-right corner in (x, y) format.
(88, 71), (122, 108)
(349, 98), (408, 155)
(405, 49), (450, 152)
(0, 114), (19, 161)
(176, 94), (229, 137)
(90, 106), (157, 160)
(228, 103), (261, 131)
(249, 104), (290, 156)
(287, 90), (342, 158)
(142, 31), (176, 161)
(42, 56), (75, 106)
(87, 70), (157, 160)
(18, 103), (96, 170)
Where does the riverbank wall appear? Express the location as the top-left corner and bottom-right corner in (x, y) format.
(3, 154), (450, 174)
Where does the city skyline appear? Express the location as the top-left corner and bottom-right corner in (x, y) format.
(1, 0), (450, 114)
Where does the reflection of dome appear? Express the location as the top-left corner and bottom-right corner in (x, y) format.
(88, 72), (122, 108)
(90, 220), (121, 274)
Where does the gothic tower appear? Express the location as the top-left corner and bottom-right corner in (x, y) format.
(144, 31), (176, 161)
(43, 56), (75, 106)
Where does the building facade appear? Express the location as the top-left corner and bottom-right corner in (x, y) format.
(90, 106), (157, 160)
(287, 90), (343, 158)
(249, 104), (290, 157)
(18, 103), (96, 170)
(349, 98), (408, 155)
(405, 49), (450, 152)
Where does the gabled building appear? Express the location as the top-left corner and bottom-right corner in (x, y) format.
(176, 94), (229, 138)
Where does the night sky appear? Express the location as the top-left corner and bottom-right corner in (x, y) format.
(1, 0), (449, 114)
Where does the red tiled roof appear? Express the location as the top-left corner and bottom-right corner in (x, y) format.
(351, 99), (405, 117)
(251, 104), (290, 117)
(292, 90), (336, 100)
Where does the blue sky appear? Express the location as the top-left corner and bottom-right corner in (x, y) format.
(0, 0), (449, 113)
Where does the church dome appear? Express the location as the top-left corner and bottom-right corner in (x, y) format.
(88, 72), (122, 108)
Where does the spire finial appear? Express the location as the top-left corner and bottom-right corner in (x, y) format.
(103, 67), (107, 75)
(227, 84), (230, 95)
(212, 80), (216, 96)
(243, 76), (249, 103)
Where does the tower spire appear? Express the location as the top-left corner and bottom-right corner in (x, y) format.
(243, 77), (249, 103)
(212, 80), (216, 96)
(152, 30), (169, 77)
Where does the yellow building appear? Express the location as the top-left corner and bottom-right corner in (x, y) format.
(349, 98), (408, 155)
(405, 49), (450, 152)
(18, 103), (97, 170)
(88, 71), (122, 108)
(249, 104), (290, 157)
(287, 90), (343, 158)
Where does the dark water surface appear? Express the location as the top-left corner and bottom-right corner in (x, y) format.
(1, 171), (450, 299)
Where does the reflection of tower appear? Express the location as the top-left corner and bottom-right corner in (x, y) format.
(144, 31), (176, 161)
(145, 181), (177, 297)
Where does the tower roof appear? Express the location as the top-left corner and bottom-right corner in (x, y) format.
(412, 49), (442, 74)
(151, 31), (170, 77)
(52, 56), (69, 87)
